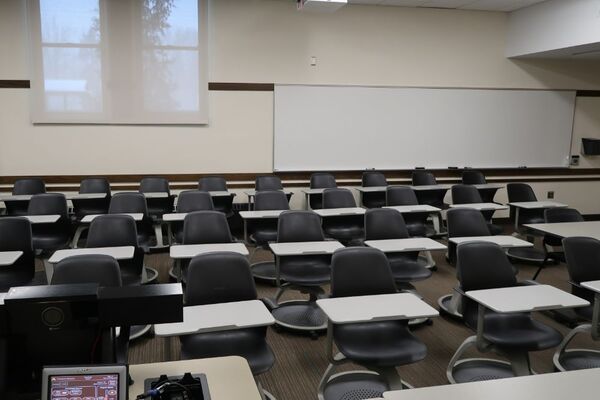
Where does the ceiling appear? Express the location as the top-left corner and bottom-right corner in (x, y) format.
(347, 0), (548, 12)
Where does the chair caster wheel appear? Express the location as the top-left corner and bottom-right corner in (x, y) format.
(426, 319), (434, 326)
(310, 331), (319, 340)
(272, 325), (282, 333)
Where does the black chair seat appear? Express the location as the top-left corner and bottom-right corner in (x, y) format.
(280, 256), (331, 286)
(32, 231), (70, 251)
(574, 304), (594, 321)
(474, 312), (562, 351)
(120, 271), (143, 286)
(387, 254), (432, 282)
(250, 228), (278, 245)
(0, 270), (35, 292)
(333, 321), (427, 367)
(180, 327), (274, 375)
(323, 225), (364, 241)
(405, 222), (427, 237)
(488, 223), (504, 236)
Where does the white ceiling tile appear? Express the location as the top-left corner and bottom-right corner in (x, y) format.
(419, 0), (474, 8)
(347, 0), (549, 11)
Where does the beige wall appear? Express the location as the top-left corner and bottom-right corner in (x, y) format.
(1, 0), (600, 193)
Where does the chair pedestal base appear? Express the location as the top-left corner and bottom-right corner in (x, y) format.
(556, 350), (600, 371)
(271, 300), (327, 333)
(553, 324), (600, 371)
(319, 370), (412, 400)
(438, 292), (463, 319)
(143, 267), (158, 284)
(251, 261), (277, 283)
(447, 336), (534, 384)
(450, 358), (515, 383)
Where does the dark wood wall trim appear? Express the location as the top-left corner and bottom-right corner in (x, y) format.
(0, 80), (30, 89)
(208, 82), (274, 91)
(2, 168), (600, 190)
(4, 81), (600, 94)
(576, 90), (600, 97)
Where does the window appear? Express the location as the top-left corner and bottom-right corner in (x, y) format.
(28, 0), (208, 124)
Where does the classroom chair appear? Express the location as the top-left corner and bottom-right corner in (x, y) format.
(72, 177), (112, 221)
(447, 241), (562, 383)
(386, 186), (430, 237)
(506, 183), (547, 264)
(180, 252), (276, 400)
(248, 190), (289, 283)
(461, 170), (486, 185)
(268, 211), (331, 335)
(109, 192), (158, 250)
(461, 170), (498, 202)
(170, 190), (214, 244)
(322, 188), (364, 245)
(198, 176), (235, 217)
(169, 210), (237, 283)
(438, 208), (494, 319)
(412, 170), (437, 186)
(86, 215), (151, 286)
(0, 217), (36, 291)
(50, 254), (129, 367)
(318, 247), (428, 399)
(5, 178), (46, 216)
(28, 194), (71, 254)
(364, 208), (432, 287)
(139, 176), (175, 221)
(411, 170), (448, 209)
(86, 214), (154, 340)
(309, 172), (337, 209)
(451, 184), (502, 235)
(553, 237), (600, 371)
(361, 171), (387, 208)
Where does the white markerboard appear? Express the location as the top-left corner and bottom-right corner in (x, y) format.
(273, 85), (576, 171)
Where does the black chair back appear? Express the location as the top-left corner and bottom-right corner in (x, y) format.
(331, 247), (396, 297)
(507, 183), (537, 202)
(322, 188), (357, 208)
(109, 192), (148, 215)
(52, 254), (122, 287)
(199, 176), (228, 191)
(310, 173), (337, 189)
(447, 208), (490, 238)
(176, 190), (214, 213)
(87, 215), (139, 247)
(27, 193), (68, 218)
(386, 186), (418, 206)
(545, 207), (584, 223)
(564, 237), (600, 285)
(452, 185), (483, 204)
(362, 171), (387, 187)
(412, 171), (437, 186)
(255, 190), (290, 211)
(255, 176), (283, 191)
(185, 252), (257, 306)
(462, 170), (486, 185)
(12, 178), (46, 195)
(183, 211), (233, 244)
(80, 178), (111, 194)
(365, 208), (409, 240)
(0, 217), (35, 290)
(277, 211), (324, 243)
(139, 177), (170, 194)
(457, 242), (517, 328)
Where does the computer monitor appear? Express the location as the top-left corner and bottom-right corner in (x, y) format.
(41, 365), (127, 400)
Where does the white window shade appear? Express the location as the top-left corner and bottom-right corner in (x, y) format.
(27, 0), (208, 124)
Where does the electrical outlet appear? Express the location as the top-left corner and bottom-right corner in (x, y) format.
(547, 191), (554, 199)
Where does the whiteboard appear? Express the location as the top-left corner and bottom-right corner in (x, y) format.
(273, 85), (576, 171)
